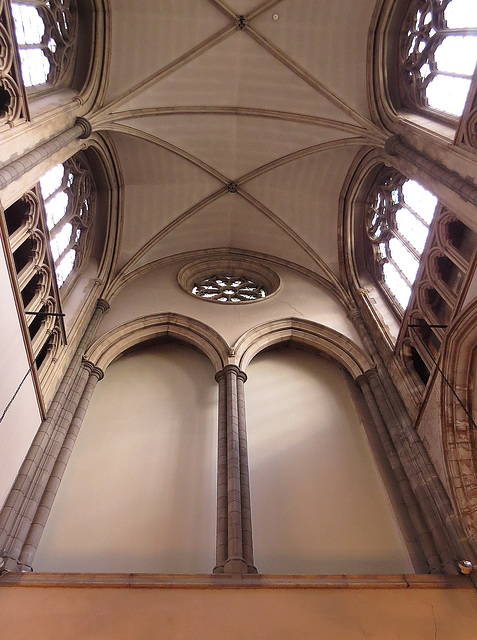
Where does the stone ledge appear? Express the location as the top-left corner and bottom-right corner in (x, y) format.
(0, 572), (473, 589)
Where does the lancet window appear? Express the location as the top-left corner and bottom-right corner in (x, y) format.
(10, 0), (77, 89)
(366, 168), (477, 386)
(39, 154), (95, 288)
(366, 170), (438, 313)
(1, 152), (96, 375)
(400, 0), (477, 119)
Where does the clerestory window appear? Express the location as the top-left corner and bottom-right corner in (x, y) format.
(400, 0), (477, 119)
(366, 171), (438, 313)
(39, 154), (95, 288)
(10, 0), (77, 89)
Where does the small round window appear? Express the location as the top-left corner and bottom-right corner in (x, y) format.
(192, 275), (266, 302)
(178, 257), (280, 304)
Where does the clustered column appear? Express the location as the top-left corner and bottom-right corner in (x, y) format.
(214, 365), (257, 574)
(0, 298), (108, 572)
(350, 306), (476, 573)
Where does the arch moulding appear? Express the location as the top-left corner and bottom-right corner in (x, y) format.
(86, 313), (230, 373)
(233, 317), (375, 379)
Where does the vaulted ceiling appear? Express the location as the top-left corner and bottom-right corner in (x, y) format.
(91, 0), (387, 295)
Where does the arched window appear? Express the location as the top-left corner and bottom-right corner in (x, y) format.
(39, 153), (95, 288)
(400, 0), (477, 119)
(366, 170), (438, 313)
(10, 0), (77, 89)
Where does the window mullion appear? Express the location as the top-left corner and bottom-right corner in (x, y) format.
(54, 240), (75, 268)
(392, 229), (422, 262)
(387, 255), (413, 289)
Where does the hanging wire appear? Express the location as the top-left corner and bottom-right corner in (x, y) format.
(408, 326), (477, 431)
(0, 361), (35, 424)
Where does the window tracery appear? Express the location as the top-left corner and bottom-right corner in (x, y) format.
(192, 275), (267, 303)
(400, 0), (477, 119)
(39, 154), (95, 288)
(366, 170), (438, 312)
(1, 152), (96, 377)
(10, 0), (77, 89)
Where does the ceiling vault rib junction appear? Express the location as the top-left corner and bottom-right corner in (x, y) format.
(94, 24), (237, 121)
(115, 187), (230, 282)
(205, 0), (238, 20)
(101, 107), (371, 139)
(101, 123), (370, 188)
(245, 25), (387, 140)
(103, 124), (230, 184)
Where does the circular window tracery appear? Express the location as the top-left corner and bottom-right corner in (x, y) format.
(192, 275), (266, 302)
(178, 257), (280, 305)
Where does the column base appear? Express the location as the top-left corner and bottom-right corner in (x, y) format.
(224, 557), (248, 574)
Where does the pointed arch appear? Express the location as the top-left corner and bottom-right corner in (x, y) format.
(86, 313), (230, 373)
(233, 317), (374, 378)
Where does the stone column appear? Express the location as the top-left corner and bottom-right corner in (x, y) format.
(356, 370), (439, 573)
(0, 298), (108, 572)
(0, 118), (92, 191)
(213, 371), (228, 573)
(350, 306), (475, 573)
(213, 365), (256, 574)
(224, 365), (247, 573)
(237, 371), (256, 572)
(18, 361), (104, 570)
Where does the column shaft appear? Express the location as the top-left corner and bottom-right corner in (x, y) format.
(224, 367), (246, 572)
(19, 362), (103, 569)
(237, 373), (256, 573)
(357, 373), (439, 572)
(214, 372), (228, 573)
(0, 298), (108, 570)
(0, 118), (92, 191)
(350, 307), (474, 572)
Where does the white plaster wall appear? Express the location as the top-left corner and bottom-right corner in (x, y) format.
(245, 348), (413, 574)
(0, 246), (41, 508)
(96, 259), (363, 348)
(34, 342), (218, 573)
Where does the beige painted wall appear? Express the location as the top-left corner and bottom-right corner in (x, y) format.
(2, 581), (477, 640)
(34, 343), (218, 573)
(0, 246), (41, 507)
(96, 259), (363, 348)
(245, 348), (413, 574)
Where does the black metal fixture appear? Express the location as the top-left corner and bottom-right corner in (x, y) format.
(25, 311), (65, 317)
(237, 15), (246, 30)
(408, 324), (477, 430)
(227, 182), (239, 193)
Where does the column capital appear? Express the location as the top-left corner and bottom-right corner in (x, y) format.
(82, 359), (104, 381)
(215, 364), (247, 383)
(355, 368), (378, 388)
(96, 298), (110, 314)
(347, 306), (364, 325)
(75, 117), (93, 140)
(384, 134), (402, 157)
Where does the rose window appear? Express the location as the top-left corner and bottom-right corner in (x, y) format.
(192, 275), (267, 303)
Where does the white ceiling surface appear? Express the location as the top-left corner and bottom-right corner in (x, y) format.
(102, 0), (377, 288)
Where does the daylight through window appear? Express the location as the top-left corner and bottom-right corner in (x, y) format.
(11, 0), (77, 88)
(39, 155), (94, 287)
(192, 275), (267, 303)
(367, 172), (438, 312)
(400, 0), (477, 117)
